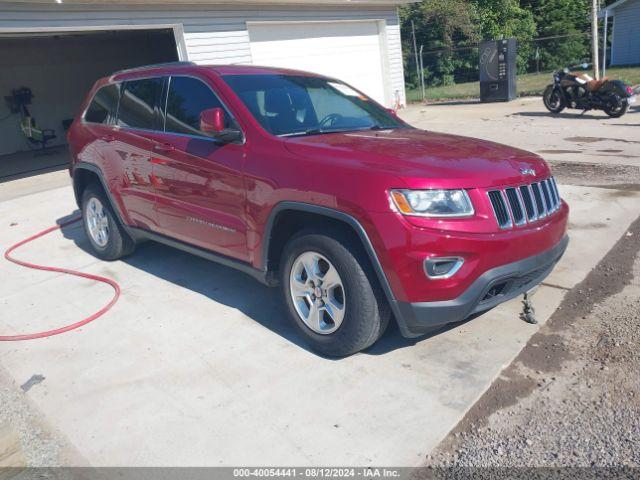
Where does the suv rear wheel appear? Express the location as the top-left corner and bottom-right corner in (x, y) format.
(81, 183), (135, 261)
(280, 230), (390, 357)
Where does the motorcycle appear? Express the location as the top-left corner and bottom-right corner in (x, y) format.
(543, 62), (636, 118)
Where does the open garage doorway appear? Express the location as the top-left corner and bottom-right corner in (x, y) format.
(0, 27), (180, 182)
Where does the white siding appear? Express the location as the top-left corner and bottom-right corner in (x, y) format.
(0, 2), (407, 106)
(387, 11), (407, 107)
(610, 0), (640, 66)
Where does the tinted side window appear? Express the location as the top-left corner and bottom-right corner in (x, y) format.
(117, 78), (163, 130)
(84, 84), (121, 124)
(165, 76), (230, 136)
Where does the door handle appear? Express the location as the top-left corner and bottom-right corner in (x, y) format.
(153, 142), (174, 153)
(101, 135), (115, 142)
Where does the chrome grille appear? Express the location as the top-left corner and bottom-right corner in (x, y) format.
(540, 180), (552, 212)
(488, 177), (561, 229)
(488, 190), (512, 229)
(531, 183), (546, 217)
(550, 178), (561, 210)
(504, 188), (525, 225)
(519, 185), (537, 220)
(547, 180), (557, 207)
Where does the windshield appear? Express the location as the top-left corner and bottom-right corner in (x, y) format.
(221, 74), (406, 137)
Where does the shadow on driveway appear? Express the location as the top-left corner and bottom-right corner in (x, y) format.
(510, 111), (607, 120)
(512, 104), (639, 120)
(56, 211), (468, 357)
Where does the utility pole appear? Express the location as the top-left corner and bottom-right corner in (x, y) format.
(591, 0), (600, 79)
(602, 9), (609, 78)
(411, 21), (420, 86)
(419, 44), (426, 101)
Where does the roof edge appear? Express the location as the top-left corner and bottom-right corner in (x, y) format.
(6, 0), (418, 5)
(598, 0), (631, 16)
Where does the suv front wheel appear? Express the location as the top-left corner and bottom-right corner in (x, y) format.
(280, 230), (390, 356)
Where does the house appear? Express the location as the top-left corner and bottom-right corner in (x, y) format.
(0, 0), (413, 179)
(599, 0), (640, 67)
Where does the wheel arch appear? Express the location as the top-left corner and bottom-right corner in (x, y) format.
(72, 162), (128, 227)
(262, 202), (398, 307)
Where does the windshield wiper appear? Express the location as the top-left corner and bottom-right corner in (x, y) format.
(281, 125), (397, 138)
(369, 124), (403, 131)
(281, 128), (341, 137)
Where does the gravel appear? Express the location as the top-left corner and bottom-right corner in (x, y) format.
(550, 160), (640, 191)
(421, 218), (640, 470)
(0, 367), (62, 467)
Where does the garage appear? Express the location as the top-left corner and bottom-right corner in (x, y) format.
(0, 0), (409, 186)
(248, 21), (389, 105)
(0, 27), (181, 181)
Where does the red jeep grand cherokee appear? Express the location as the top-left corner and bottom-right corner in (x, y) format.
(68, 62), (569, 356)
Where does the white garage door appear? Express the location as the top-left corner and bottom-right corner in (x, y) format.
(248, 21), (388, 105)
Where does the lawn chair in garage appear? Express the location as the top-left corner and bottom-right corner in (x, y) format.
(20, 106), (57, 151)
(5, 87), (57, 152)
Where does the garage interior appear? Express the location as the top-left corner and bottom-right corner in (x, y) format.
(0, 28), (179, 182)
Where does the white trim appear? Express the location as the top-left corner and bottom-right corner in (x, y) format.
(172, 24), (189, 61)
(598, 0), (631, 16)
(376, 19), (392, 106)
(246, 18), (387, 26)
(0, 23), (188, 60)
(6, 0), (417, 5)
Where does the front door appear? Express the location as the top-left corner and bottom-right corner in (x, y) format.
(152, 75), (248, 262)
(113, 77), (165, 231)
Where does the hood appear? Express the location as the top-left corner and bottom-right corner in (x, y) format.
(283, 128), (550, 189)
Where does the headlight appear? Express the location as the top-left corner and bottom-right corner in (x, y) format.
(389, 189), (474, 217)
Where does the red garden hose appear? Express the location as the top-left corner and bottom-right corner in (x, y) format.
(1, 217), (120, 341)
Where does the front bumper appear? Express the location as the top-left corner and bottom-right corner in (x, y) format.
(393, 235), (569, 338)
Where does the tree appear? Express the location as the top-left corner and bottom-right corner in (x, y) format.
(400, 0), (479, 87)
(471, 0), (537, 73)
(523, 0), (590, 71)
(401, 0), (594, 88)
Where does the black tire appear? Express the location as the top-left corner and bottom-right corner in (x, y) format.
(603, 93), (629, 118)
(81, 183), (135, 261)
(543, 85), (566, 113)
(280, 229), (390, 357)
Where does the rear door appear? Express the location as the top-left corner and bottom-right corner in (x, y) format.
(151, 75), (249, 261)
(113, 77), (165, 230)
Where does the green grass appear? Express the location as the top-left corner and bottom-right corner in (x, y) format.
(406, 65), (640, 103)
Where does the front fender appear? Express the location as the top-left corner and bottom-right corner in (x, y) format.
(545, 83), (568, 101)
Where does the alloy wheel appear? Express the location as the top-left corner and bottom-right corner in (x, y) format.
(289, 251), (346, 334)
(85, 197), (110, 248)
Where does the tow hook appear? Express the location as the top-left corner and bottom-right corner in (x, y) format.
(520, 290), (538, 324)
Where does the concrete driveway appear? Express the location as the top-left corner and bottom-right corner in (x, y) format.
(1, 98), (639, 467)
(401, 96), (640, 168)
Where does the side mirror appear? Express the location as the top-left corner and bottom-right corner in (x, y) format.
(200, 107), (242, 143)
(200, 108), (225, 135)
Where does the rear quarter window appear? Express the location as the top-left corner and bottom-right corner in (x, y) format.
(84, 84), (121, 124)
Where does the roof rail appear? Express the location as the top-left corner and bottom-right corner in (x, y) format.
(112, 61), (196, 76)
